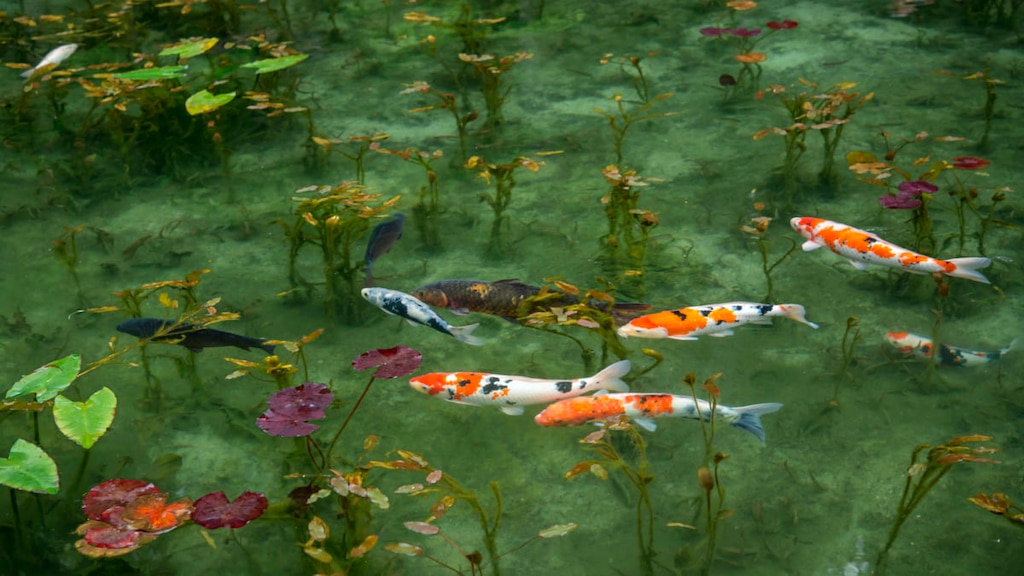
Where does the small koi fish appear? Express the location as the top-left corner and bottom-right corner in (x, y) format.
(116, 318), (274, 354)
(361, 287), (483, 345)
(791, 216), (991, 284)
(363, 213), (404, 288)
(617, 302), (817, 340)
(885, 331), (1019, 368)
(22, 43), (78, 79)
(409, 359), (631, 415)
(534, 393), (783, 443)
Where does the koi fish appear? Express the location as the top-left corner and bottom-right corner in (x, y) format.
(885, 331), (1019, 367)
(116, 318), (275, 354)
(361, 287), (483, 345)
(22, 43), (78, 79)
(534, 393), (783, 443)
(790, 216), (991, 284)
(409, 359), (631, 415)
(363, 213), (404, 288)
(411, 278), (651, 323)
(616, 302), (817, 340)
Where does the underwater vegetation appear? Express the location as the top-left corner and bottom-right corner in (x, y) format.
(2, 1), (1023, 575)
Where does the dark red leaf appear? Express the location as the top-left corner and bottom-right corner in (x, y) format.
(352, 346), (423, 378)
(84, 523), (142, 549)
(257, 383), (333, 437)
(952, 156), (989, 170)
(192, 491), (269, 529)
(82, 479), (161, 522)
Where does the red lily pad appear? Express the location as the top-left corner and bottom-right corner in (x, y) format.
(352, 346), (423, 378)
(82, 479), (161, 522)
(257, 382), (333, 437)
(951, 156), (990, 170)
(75, 520), (159, 558)
(192, 490), (269, 529)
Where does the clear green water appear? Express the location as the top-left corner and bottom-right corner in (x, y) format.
(1, 0), (1022, 575)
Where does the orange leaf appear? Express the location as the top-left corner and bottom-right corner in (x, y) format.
(349, 534), (378, 558)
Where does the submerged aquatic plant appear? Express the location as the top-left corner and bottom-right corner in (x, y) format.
(464, 153), (547, 255)
(600, 166), (660, 296)
(969, 492), (1024, 529)
(699, 11), (799, 90)
(739, 208), (796, 303)
(401, 81), (478, 162)
(372, 141), (445, 248)
(595, 92), (675, 167)
(459, 51), (533, 132)
(875, 434), (1000, 575)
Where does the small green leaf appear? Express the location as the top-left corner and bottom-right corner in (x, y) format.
(53, 388), (117, 449)
(241, 54), (309, 75)
(0, 439), (59, 494)
(160, 37), (219, 59)
(186, 89), (236, 115)
(112, 66), (187, 80)
(6, 354), (81, 402)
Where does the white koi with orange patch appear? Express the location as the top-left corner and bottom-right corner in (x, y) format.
(616, 302), (817, 340)
(534, 393), (783, 443)
(409, 360), (630, 415)
(791, 216), (991, 283)
(885, 331), (1018, 368)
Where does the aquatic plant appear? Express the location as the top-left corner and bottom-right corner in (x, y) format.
(464, 153), (547, 255)
(699, 9), (798, 91)
(403, 6), (505, 56)
(755, 81), (874, 200)
(961, 70), (1004, 149)
(595, 92), (675, 166)
(599, 166), (660, 296)
(739, 209), (796, 303)
(969, 492), (1024, 529)
(372, 141), (445, 248)
(401, 81), (478, 162)
(459, 51), (533, 132)
(832, 317), (862, 404)
(280, 182), (399, 324)
(566, 423), (657, 576)
(874, 434), (1001, 575)
(697, 452), (731, 576)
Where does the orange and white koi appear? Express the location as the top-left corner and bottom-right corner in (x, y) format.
(616, 302), (817, 340)
(885, 331), (1019, 368)
(409, 360), (630, 415)
(790, 216), (991, 284)
(534, 393), (783, 443)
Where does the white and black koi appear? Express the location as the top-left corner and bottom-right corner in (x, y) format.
(361, 287), (484, 346)
(409, 360), (631, 415)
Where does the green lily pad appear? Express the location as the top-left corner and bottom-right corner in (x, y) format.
(53, 388), (117, 450)
(160, 37), (219, 60)
(0, 439), (59, 494)
(241, 54), (309, 75)
(186, 89), (236, 115)
(112, 66), (187, 81)
(6, 354), (81, 402)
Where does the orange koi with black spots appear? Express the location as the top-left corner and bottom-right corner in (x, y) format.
(534, 393), (783, 443)
(616, 302), (817, 340)
(790, 217), (991, 283)
(409, 360), (630, 415)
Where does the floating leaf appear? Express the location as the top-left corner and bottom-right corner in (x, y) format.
(160, 37), (219, 59)
(82, 479), (161, 521)
(352, 346), (422, 379)
(256, 383), (333, 437)
(53, 387), (117, 449)
(192, 491), (268, 529)
(241, 54), (309, 74)
(111, 66), (186, 80)
(186, 89), (236, 116)
(538, 523), (578, 538)
(0, 439), (59, 494)
(404, 521), (440, 535)
(75, 521), (157, 557)
(121, 493), (192, 533)
(6, 354), (81, 402)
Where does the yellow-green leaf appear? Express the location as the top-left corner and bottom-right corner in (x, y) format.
(186, 89), (236, 115)
(53, 387), (117, 449)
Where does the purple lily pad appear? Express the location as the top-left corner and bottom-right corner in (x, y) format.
(352, 346), (423, 379)
(256, 382), (333, 437)
(192, 491), (268, 529)
(82, 479), (161, 522)
(897, 180), (939, 195)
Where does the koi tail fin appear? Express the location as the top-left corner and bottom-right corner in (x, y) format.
(450, 323), (485, 346)
(730, 402), (784, 444)
(945, 257), (992, 284)
(781, 304), (819, 329)
(260, 341), (276, 355)
(589, 360), (631, 393)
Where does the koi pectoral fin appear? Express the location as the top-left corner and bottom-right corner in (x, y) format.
(500, 406), (525, 416)
(801, 240), (823, 252)
(847, 259), (870, 270)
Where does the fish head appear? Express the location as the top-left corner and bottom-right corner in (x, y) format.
(410, 284), (450, 308)
(789, 217), (821, 240)
(408, 373), (451, 397)
(360, 287), (385, 305)
(885, 331), (926, 355)
(616, 316), (669, 339)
